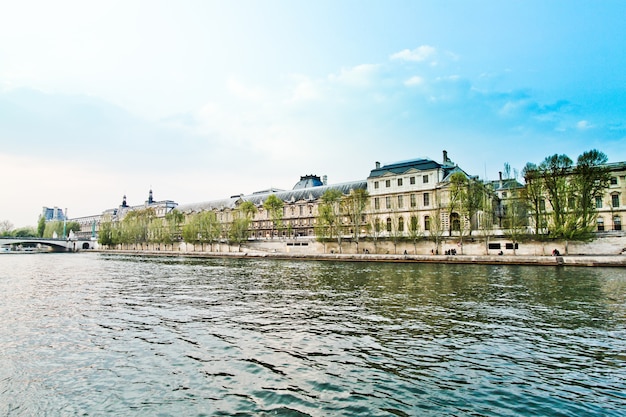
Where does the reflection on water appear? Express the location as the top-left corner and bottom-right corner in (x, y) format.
(1, 253), (625, 416)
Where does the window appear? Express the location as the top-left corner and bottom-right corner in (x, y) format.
(611, 177), (618, 185)
(615, 216), (622, 231)
(299, 205), (303, 216)
(505, 243), (519, 250)
(398, 217), (404, 232)
(374, 198), (380, 210)
(502, 192), (508, 199)
(423, 193), (430, 206)
(410, 216), (418, 231)
(424, 215), (430, 231)
(410, 176), (416, 185)
(595, 197), (603, 209)
(410, 194), (416, 208)
(375, 218), (380, 232)
(488, 243), (501, 250)
(423, 175), (429, 183)
(398, 195), (404, 208)
(451, 213), (461, 231)
(386, 180), (391, 188)
(386, 218), (392, 232)
(612, 194), (620, 208)
(597, 217), (605, 231)
(386, 196), (391, 209)
(374, 181), (379, 189)
(398, 178), (403, 186)
(540, 199), (546, 211)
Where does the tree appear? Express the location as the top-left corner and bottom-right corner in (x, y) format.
(182, 211), (221, 251)
(43, 221), (80, 239)
(239, 201), (258, 220)
(228, 203), (257, 251)
(522, 162), (547, 236)
(13, 227), (37, 237)
(263, 194), (284, 239)
(368, 215), (381, 254)
(572, 149), (611, 231)
(314, 204), (333, 253)
(37, 216), (46, 237)
(0, 220), (13, 236)
(539, 154), (573, 236)
(97, 215), (116, 248)
(427, 192), (445, 254)
(319, 189), (344, 252)
(342, 188), (369, 253)
(447, 172), (466, 236)
(477, 186), (496, 254)
(407, 214), (423, 254)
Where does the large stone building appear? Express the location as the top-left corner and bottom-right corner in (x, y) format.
(597, 162), (625, 232)
(66, 150), (626, 246)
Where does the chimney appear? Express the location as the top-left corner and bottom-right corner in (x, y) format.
(375, 161), (380, 169)
(322, 175), (327, 185)
(443, 150), (448, 163)
(499, 171), (503, 189)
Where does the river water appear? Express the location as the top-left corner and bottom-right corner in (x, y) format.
(1, 253), (625, 416)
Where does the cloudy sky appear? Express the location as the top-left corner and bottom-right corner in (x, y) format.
(1, 0), (625, 227)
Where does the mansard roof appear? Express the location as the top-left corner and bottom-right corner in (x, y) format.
(176, 180), (367, 213)
(177, 197), (242, 214)
(293, 175), (324, 190)
(368, 158), (444, 179)
(244, 180), (366, 206)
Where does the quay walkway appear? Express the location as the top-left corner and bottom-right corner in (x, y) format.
(97, 250), (626, 267)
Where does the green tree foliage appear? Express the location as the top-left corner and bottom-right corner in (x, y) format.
(407, 214), (423, 254)
(238, 201), (258, 219)
(0, 220), (14, 236)
(182, 210), (221, 251)
(572, 149), (611, 230)
(447, 172), (467, 236)
(37, 216), (46, 237)
(522, 149), (610, 249)
(11, 227), (37, 237)
(318, 189), (344, 252)
(43, 221), (80, 238)
(539, 154), (573, 236)
(522, 162), (547, 236)
(342, 188), (369, 253)
(228, 202), (257, 250)
(263, 194), (284, 239)
(97, 216), (118, 248)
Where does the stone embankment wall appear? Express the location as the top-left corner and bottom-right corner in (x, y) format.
(239, 234), (626, 257)
(95, 234), (626, 267)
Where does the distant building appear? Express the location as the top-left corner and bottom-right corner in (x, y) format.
(41, 207), (66, 222)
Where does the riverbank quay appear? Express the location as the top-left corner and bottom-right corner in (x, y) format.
(94, 250), (626, 267)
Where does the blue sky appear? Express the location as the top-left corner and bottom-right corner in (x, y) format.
(1, 0), (625, 227)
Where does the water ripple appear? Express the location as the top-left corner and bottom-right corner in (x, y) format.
(1, 254), (625, 416)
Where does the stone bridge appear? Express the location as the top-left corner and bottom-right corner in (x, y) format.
(0, 237), (95, 252)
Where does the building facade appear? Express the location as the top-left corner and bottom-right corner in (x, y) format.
(66, 151), (626, 246)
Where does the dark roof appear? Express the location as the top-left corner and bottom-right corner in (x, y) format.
(368, 158), (443, 179)
(488, 178), (525, 191)
(293, 175), (324, 190)
(177, 180), (367, 213)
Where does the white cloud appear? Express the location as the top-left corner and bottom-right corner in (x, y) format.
(577, 120), (593, 130)
(404, 76), (425, 86)
(328, 64), (380, 87)
(226, 76), (265, 101)
(287, 75), (321, 103)
(390, 45), (437, 62)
